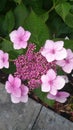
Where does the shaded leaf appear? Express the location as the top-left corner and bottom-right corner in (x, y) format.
(3, 10), (15, 33)
(24, 10), (51, 49)
(14, 3), (29, 27)
(33, 88), (55, 107)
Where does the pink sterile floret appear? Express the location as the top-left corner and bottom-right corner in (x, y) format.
(56, 49), (73, 73)
(5, 74), (21, 97)
(0, 50), (9, 69)
(9, 26), (31, 49)
(47, 91), (70, 103)
(41, 69), (65, 95)
(41, 40), (67, 62)
(11, 84), (29, 103)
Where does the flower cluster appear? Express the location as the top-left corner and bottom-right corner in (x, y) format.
(0, 26), (73, 104)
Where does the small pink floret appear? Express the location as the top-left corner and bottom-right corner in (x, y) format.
(5, 74), (21, 97)
(41, 69), (65, 95)
(56, 49), (73, 73)
(47, 91), (70, 103)
(11, 85), (29, 103)
(0, 50), (9, 69)
(41, 40), (67, 62)
(5, 74), (29, 103)
(9, 26), (31, 49)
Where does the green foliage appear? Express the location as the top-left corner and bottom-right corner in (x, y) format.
(24, 10), (51, 49)
(0, 0), (73, 106)
(33, 88), (55, 107)
(3, 10), (15, 34)
(14, 3), (29, 27)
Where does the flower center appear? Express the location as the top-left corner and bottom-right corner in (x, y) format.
(51, 49), (55, 54)
(49, 80), (53, 86)
(65, 59), (70, 64)
(19, 36), (24, 42)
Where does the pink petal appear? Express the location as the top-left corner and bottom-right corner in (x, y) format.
(0, 60), (4, 69)
(41, 75), (49, 83)
(13, 42), (21, 49)
(55, 97), (67, 103)
(54, 41), (64, 50)
(47, 93), (56, 100)
(41, 83), (50, 92)
(21, 85), (29, 96)
(50, 87), (57, 95)
(56, 60), (65, 67)
(4, 62), (9, 68)
(21, 41), (27, 49)
(44, 40), (54, 49)
(0, 50), (3, 56)
(41, 48), (49, 57)
(5, 81), (12, 93)
(17, 26), (25, 36)
(47, 69), (56, 80)
(11, 94), (20, 103)
(4, 53), (9, 60)
(24, 31), (31, 41)
(14, 77), (21, 88)
(20, 95), (28, 103)
(9, 30), (17, 43)
(67, 49), (73, 58)
(12, 88), (21, 97)
(58, 92), (70, 98)
(54, 76), (65, 90)
(63, 63), (73, 73)
(8, 74), (14, 83)
(46, 53), (55, 62)
(55, 48), (67, 60)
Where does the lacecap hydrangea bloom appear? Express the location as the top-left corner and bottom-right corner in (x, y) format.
(0, 50), (9, 69)
(9, 26), (31, 49)
(3, 26), (72, 104)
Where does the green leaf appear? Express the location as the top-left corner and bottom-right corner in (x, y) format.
(55, 2), (71, 21)
(33, 88), (55, 107)
(55, 2), (73, 28)
(3, 10), (15, 33)
(64, 39), (73, 50)
(13, 0), (22, 4)
(14, 3), (29, 27)
(24, 10), (51, 49)
(39, 12), (49, 23)
(1, 39), (24, 59)
(0, 0), (6, 12)
(1, 39), (13, 52)
(65, 12), (73, 28)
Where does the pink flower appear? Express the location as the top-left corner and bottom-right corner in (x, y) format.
(56, 49), (73, 73)
(41, 40), (67, 62)
(9, 26), (31, 49)
(47, 91), (70, 103)
(11, 85), (29, 103)
(5, 74), (21, 97)
(41, 69), (65, 95)
(0, 50), (9, 69)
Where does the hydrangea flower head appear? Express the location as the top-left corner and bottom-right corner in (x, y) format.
(14, 44), (56, 89)
(0, 50), (9, 69)
(56, 49), (73, 73)
(11, 85), (29, 103)
(41, 69), (65, 95)
(5, 74), (21, 97)
(47, 91), (70, 103)
(41, 40), (67, 62)
(9, 26), (31, 49)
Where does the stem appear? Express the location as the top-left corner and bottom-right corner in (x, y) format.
(47, 5), (55, 13)
(47, 1), (58, 14)
(9, 59), (15, 62)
